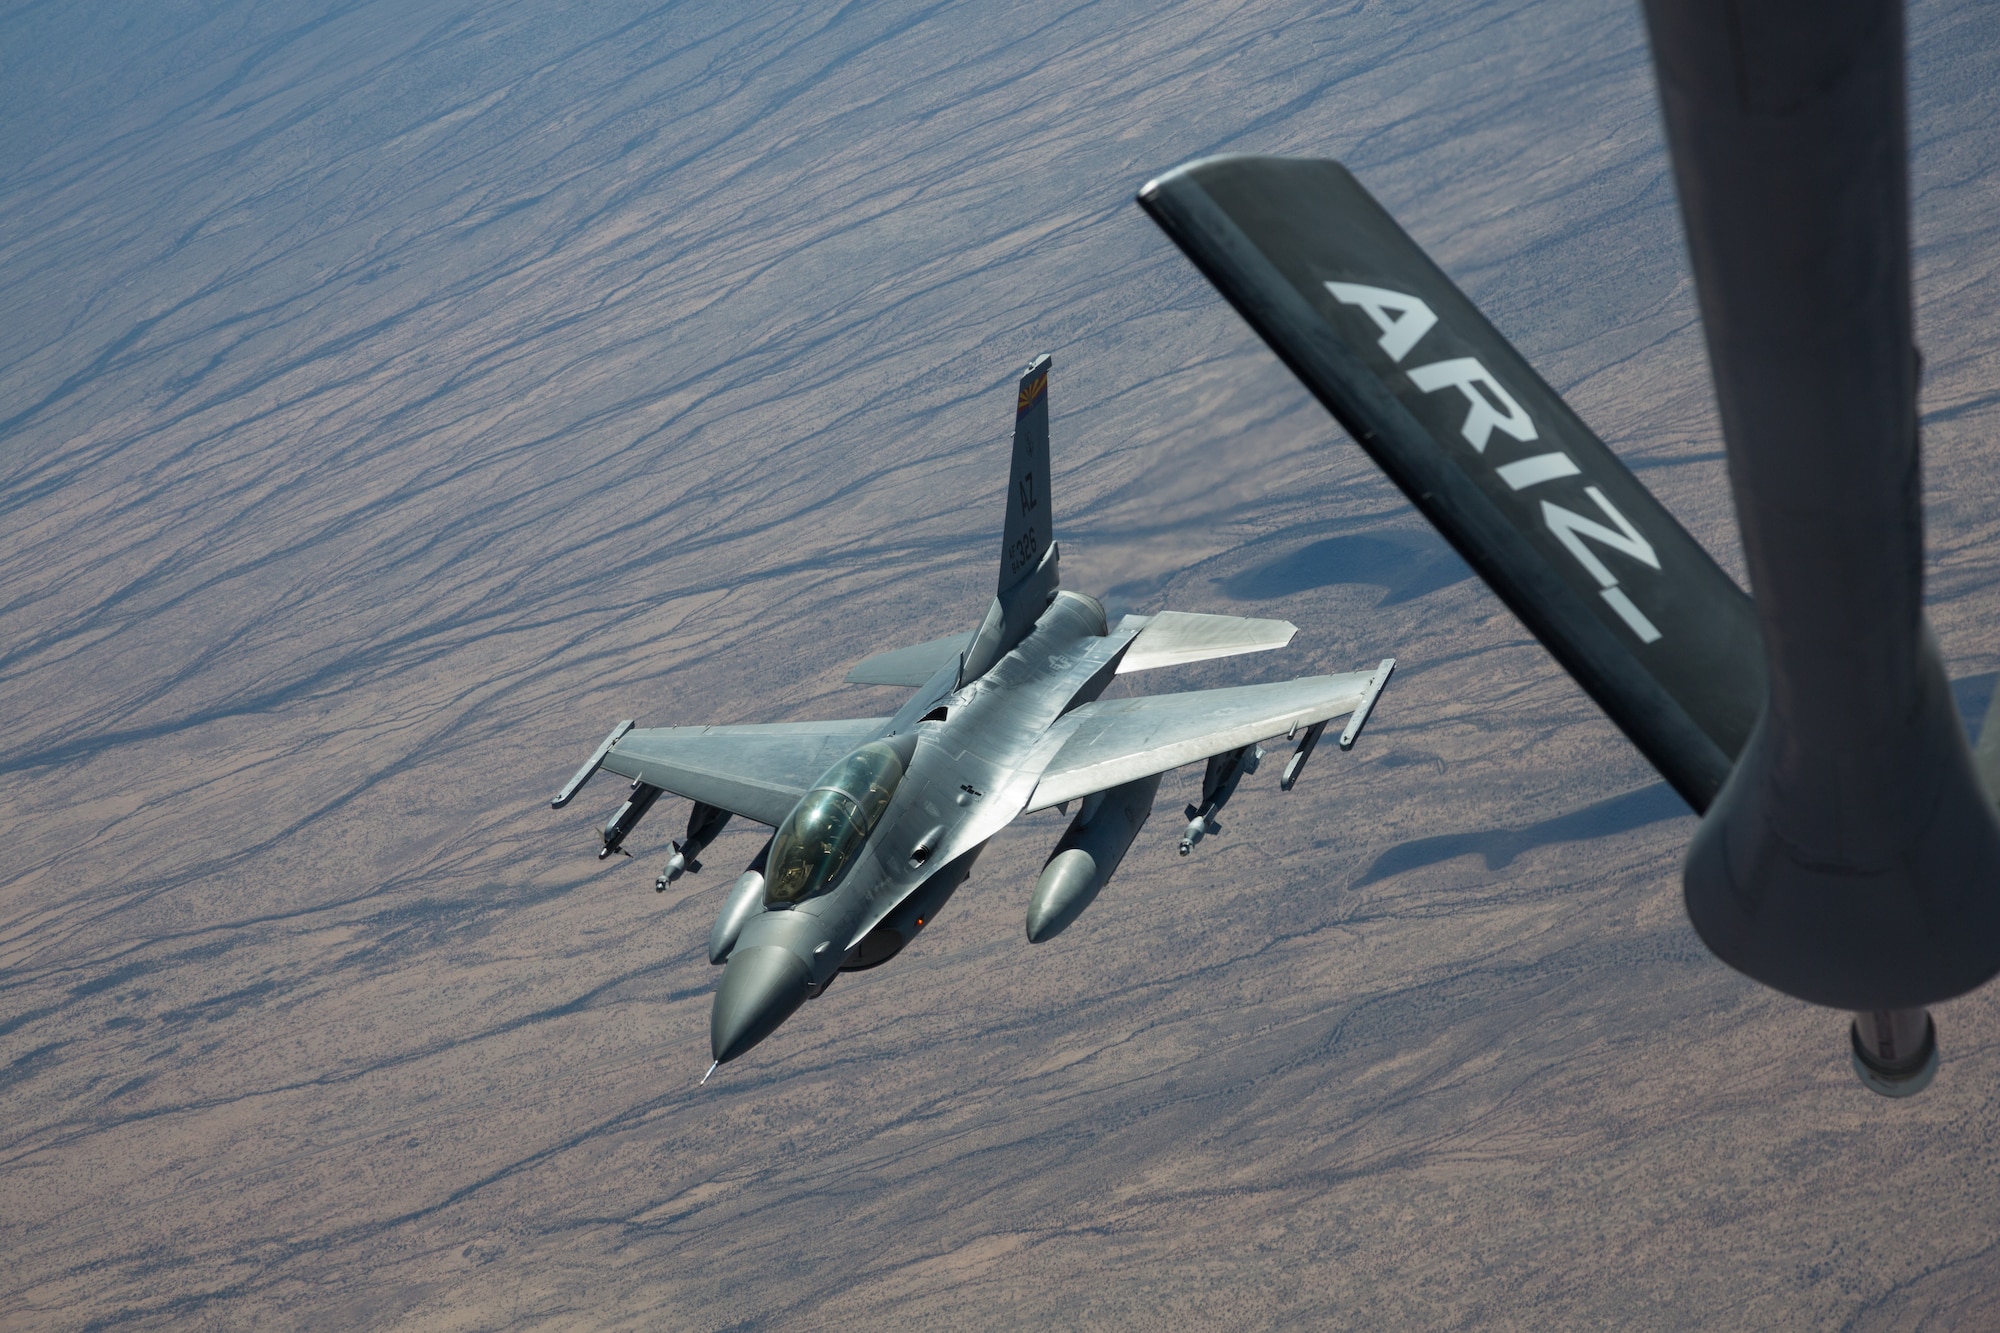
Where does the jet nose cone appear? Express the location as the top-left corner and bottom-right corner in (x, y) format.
(710, 945), (811, 1064)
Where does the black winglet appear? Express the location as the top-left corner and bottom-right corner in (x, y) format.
(1137, 156), (1762, 811)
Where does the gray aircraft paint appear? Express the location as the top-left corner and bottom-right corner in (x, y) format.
(558, 357), (1393, 1067)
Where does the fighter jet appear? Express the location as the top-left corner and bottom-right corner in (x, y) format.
(553, 355), (1397, 1072)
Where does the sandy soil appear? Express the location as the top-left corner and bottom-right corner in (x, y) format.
(3, 0), (2000, 1327)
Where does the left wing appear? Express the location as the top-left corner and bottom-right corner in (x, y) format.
(599, 718), (887, 827)
(1027, 673), (1378, 812)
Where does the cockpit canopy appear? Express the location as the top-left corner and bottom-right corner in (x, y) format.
(764, 739), (908, 905)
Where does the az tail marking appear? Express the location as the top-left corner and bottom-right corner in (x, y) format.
(1018, 368), (1049, 415)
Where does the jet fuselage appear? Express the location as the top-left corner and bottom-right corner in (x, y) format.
(710, 591), (1131, 1061)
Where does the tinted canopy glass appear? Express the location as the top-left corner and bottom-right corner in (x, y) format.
(764, 740), (907, 905)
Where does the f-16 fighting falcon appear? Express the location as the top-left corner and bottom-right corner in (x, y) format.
(553, 355), (1396, 1075)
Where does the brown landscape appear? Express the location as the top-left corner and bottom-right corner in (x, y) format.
(4, 0), (2000, 1327)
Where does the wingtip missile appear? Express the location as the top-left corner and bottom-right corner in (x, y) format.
(553, 720), (634, 808)
(1338, 658), (1396, 751)
(1276, 659), (1393, 790)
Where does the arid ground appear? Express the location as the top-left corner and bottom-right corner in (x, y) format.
(5, 0), (2000, 1327)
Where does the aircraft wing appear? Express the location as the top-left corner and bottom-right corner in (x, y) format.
(1136, 156), (1764, 811)
(1026, 672), (1377, 812)
(598, 718), (887, 827)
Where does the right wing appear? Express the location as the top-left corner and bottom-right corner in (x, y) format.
(1027, 673), (1377, 812)
(599, 718), (887, 827)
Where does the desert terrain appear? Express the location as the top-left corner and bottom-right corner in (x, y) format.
(4, 0), (2000, 1327)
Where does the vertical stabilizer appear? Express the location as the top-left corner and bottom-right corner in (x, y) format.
(1000, 354), (1054, 591)
(962, 354), (1061, 684)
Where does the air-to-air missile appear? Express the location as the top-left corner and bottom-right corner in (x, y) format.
(597, 779), (662, 859)
(1172, 658), (1396, 856)
(557, 355), (1400, 1073)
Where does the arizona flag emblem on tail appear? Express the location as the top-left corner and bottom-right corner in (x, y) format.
(1017, 361), (1049, 415)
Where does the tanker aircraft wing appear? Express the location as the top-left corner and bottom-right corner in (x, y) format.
(1135, 0), (2000, 1097)
(1137, 156), (1762, 812)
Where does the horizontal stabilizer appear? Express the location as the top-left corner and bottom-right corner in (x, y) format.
(1117, 610), (1296, 673)
(1027, 671), (1377, 812)
(846, 632), (976, 686)
(600, 717), (886, 827)
(1137, 155), (1764, 810)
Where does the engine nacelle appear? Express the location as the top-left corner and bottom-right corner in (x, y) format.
(1027, 773), (1161, 942)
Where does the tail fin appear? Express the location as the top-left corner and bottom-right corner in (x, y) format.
(999, 353), (1054, 591)
(961, 354), (1061, 684)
